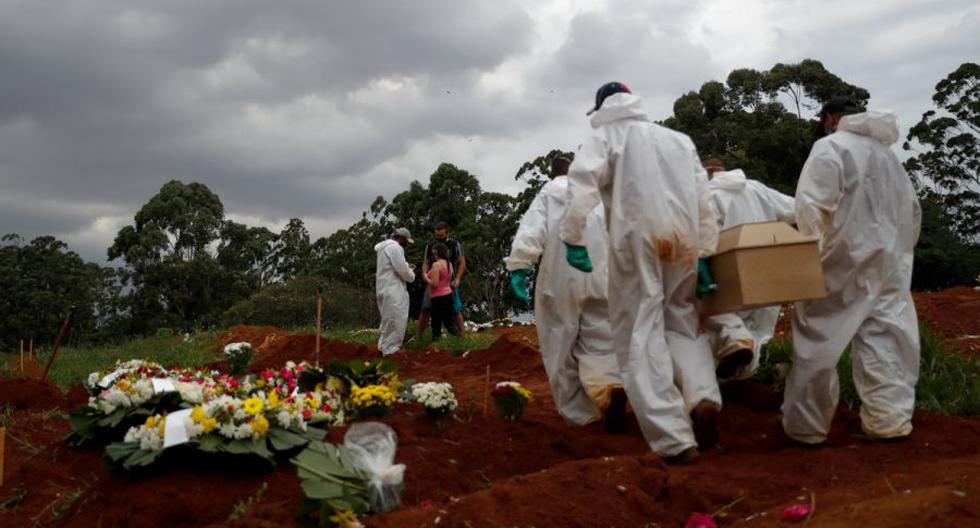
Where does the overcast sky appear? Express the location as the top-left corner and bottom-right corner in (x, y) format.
(1, 0), (977, 264)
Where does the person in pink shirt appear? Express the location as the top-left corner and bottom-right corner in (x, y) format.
(424, 242), (457, 341)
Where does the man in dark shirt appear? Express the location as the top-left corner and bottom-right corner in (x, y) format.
(414, 221), (466, 340)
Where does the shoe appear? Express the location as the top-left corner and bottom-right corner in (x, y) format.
(603, 387), (628, 433)
(716, 348), (753, 379)
(777, 419), (828, 448)
(691, 400), (721, 450)
(663, 446), (699, 465)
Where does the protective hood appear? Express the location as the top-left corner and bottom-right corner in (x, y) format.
(375, 239), (396, 253)
(837, 111), (900, 146)
(589, 93), (647, 129)
(709, 169), (747, 191)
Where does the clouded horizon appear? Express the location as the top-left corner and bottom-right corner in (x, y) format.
(2, 0), (977, 264)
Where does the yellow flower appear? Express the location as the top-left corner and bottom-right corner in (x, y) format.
(256, 379), (267, 388)
(191, 405), (206, 423)
(329, 508), (359, 526)
(267, 390), (280, 408)
(201, 417), (217, 433)
(350, 384), (396, 408)
(326, 376), (345, 392)
(243, 397), (264, 415)
(144, 415), (158, 428)
(386, 375), (402, 392)
(250, 415), (270, 436)
(117, 380), (130, 391)
(515, 386), (533, 401)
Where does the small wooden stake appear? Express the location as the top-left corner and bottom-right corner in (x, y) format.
(483, 365), (491, 417)
(28, 339), (33, 362)
(19, 340), (24, 374)
(0, 426), (5, 487)
(315, 293), (323, 367)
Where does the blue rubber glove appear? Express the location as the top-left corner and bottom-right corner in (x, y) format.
(564, 243), (593, 273)
(696, 258), (717, 298)
(510, 268), (533, 303)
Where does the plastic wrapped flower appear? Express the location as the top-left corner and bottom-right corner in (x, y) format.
(411, 382), (458, 419)
(491, 381), (532, 422)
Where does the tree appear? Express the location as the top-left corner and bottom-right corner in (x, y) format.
(662, 59), (869, 193)
(108, 180), (228, 332)
(0, 234), (107, 348)
(269, 218), (313, 281)
(903, 62), (979, 242)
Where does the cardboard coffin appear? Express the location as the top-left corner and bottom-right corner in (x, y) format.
(698, 221), (826, 316)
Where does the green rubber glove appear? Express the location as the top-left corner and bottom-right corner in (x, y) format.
(564, 243), (593, 273)
(510, 268), (533, 303)
(696, 258), (717, 298)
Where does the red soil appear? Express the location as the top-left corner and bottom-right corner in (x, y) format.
(1, 288), (978, 527)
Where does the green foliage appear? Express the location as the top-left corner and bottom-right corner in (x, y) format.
(662, 59), (869, 193)
(36, 331), (219, 389)
(0, 234), (111, 349)
(903, 62), (979, 243)
(223, 276), (377, 329)
(911, 197), (980, 290)
(108, 180), (231, 333)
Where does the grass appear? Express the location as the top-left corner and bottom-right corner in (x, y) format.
(755, 324), (980, 418)
(32, 330), (221, 389)
(304, 321), (499, 356)
(12, 319), (500, 391)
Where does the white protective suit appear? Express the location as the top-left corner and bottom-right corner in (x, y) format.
(504, 175), (623, 426)
(374, 239), (415, 355)
(559, 93), (721, 457)
(782, 111), (921, 444)
(702, 169), (796, 379)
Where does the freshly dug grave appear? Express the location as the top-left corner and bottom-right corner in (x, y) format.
(2, 286), (979, 527)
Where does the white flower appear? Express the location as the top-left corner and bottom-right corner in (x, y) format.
(223, 342), (252, 356)
(175, 382), (204, 403)
(87, 372), (100, 388)
(411, 382), (458, 412)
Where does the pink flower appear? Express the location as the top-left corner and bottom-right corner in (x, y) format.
(684, 512), (717, 528)
(780, 504), (814, 522)
(228, 379), (240, 388)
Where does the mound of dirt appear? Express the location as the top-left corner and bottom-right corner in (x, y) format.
(0, 376), (69, 410)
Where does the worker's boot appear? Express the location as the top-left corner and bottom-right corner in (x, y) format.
(716, 348), (753, 379)
(691, 400), (721, 450)
(603, 387), (628, 433)
(663, 446), (699, 465)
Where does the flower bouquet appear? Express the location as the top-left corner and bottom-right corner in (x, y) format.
(70, 360), (215, 446)
(349, 384), (397, 420)
(492, 381), (532, 422)
(223, 341), (253, 375)
(410, 382), (457, 419)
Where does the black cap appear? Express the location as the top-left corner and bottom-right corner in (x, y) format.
(818, 97), (862, 117)
(587, 81), (631, 115)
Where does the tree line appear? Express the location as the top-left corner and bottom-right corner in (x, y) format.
(2, 59), (976, 349)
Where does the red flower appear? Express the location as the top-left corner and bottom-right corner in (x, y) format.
(302, 408), (312, 420)
(420, 499), (433, 509)
(780, 504), (814, 523)
(684, 512), (717, 528)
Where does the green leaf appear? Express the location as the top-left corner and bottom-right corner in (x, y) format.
(124, 448), (162, 469)
(268, 428), (309, 452)
(105, 441), (139, 462)
(197, 434), (222, 452)
(300, 480), (346, 500)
